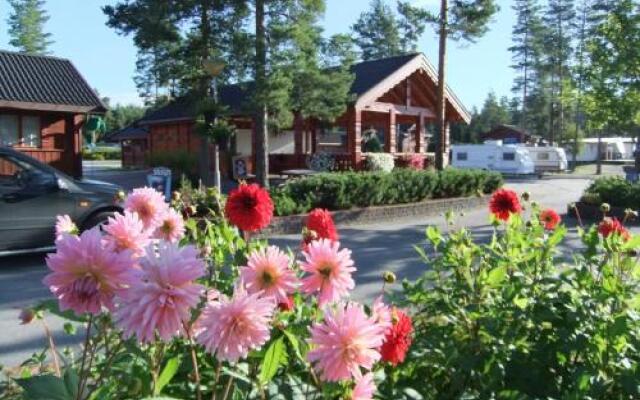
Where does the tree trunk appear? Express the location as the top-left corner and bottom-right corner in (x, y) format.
(254, 0), (269, 187)
(596, 129), (602, 175)
(198, 0), (213, 186)
(435, 0), (448, 170)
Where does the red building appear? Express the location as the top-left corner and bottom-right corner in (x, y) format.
(0, 50), (106, 177)
(137, 53), (470, 175)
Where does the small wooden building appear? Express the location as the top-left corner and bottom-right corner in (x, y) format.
(107, 124), (149, 168)
(0, 50), (106, 177)
(481, 124), (540, 145)
(138, 53), (470, 177)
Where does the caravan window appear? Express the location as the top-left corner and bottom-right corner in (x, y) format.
(503, 152), (516, 161)
(537, 152), (550, 160)
(457, 152), (468, 161)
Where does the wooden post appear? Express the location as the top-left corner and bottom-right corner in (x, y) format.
(415, 113), (425, 154)
(352, 108), (362, 168)
(311, 121), (317, 153)
(387, 109), (396, 154)
(294, 113), (303, 155)
(251, 121), (257, 174)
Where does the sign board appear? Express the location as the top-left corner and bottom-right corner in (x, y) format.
(147, 167), (172, 201)
(232, 156), (251, 180)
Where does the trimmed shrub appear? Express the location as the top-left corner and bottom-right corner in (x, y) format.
(146, 150), (198, 186)
(365, 153), (395, 172)
(271, 168), (503, 216)
(581, 177), (640, 209)
(82, 147), (121, 160)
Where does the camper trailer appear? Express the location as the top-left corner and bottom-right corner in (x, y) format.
(451, 141), (535, 175)
(523, 146), (568, 172)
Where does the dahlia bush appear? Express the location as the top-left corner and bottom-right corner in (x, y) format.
(392, 189), (640, 399)
(9, 183), (412, 400)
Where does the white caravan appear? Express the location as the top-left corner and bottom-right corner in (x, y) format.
(451, 141), (535, 175)
(523, 146), (568, 172)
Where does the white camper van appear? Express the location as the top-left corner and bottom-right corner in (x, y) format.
(451, 141), (535, 175)
(523, 146), (568, 172)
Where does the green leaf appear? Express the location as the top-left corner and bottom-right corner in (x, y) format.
(63, 368), (79, 399)
(486, 265), (507, 287)
(426, 225), (442, 247)
(282, 329), (305, 363)
(15, 374), (75, 400)
(154, 356), (181, 395)
(63, 322), (77, 336)
(259, 336), (287, 385)
(36, 299), (87, 323)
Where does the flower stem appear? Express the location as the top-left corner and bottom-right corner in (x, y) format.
(221, 375), (234, 400)
(41, 319), (61, 377)
(211, 364), (221, 400)
(76, 314), (94, 400)
(183, 322), (202, 400)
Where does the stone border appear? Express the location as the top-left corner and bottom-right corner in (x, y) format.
(264, 195), (489, 235)
(568, 201), (638, 224)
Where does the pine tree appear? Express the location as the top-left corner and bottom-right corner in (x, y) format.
(401, 0), (499, 170)
(509, 0), (543, 131)
(541, 0), (576, 145)
(7, 0), (53, 55)
(352, 0), (402, 60)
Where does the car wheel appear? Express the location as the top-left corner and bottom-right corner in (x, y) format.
(82, 211), (116, 232)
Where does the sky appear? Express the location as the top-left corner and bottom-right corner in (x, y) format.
(0, 0), (516, 110)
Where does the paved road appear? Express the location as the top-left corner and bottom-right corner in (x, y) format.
(0, 177), (607, 367)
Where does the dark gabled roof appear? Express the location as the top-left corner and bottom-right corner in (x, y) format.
(138, 83), (254, 125)
(106, 124), (149, 142)
(349, 53), (419, 96)
(139, 53), (451, 125)
(0, 50), (107, 113)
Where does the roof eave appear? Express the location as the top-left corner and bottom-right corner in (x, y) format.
(0, 100), (105, 114)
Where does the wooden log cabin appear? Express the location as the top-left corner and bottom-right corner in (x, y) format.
(136, 53), (470, 176)
(0, 50), (107, 177)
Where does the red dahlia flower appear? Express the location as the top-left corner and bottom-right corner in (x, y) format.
(539, 209), (561, 230)
(598, 217), (630, 241)
(302, 208), (338, 246)
(225, 183), (274, 232)
(489, 189), (522, 221)
(380, 309), (413, 366)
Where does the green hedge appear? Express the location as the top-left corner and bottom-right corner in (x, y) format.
(271, 168), (503, 216)
(581, 177), (640, 209)
(82, 147), (121, 160)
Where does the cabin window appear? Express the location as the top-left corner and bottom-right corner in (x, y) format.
(318, 125), (347, 153)
(0, 114), (41, 147)
(456, 152), (468, 161)
(503, 152), (516, 161)
(537, 152), (550, 160)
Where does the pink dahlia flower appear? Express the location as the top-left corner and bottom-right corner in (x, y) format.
(194, 287), (275, 362)
(301, 239), (356, 306)
(115, 242), (205, 343)
(308, 302), (385, 382)
(124, 187), (169, 230)
(153, 208), (185, 243)
(351, 372), (376, 400)
(239, 246), (298, 304)
(43, 228), (136, 316)
(103, 211), (150, 256)
(55, 215), (78, 239)
(371, 296), (392, 335)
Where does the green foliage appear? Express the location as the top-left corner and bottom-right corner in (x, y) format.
(351, 0), (429, 60)
(145, 150), (197, 185)
(82, 147), (122, 161)
(391, 205), (640, 399)
(7, 0), (53, 55)
(581, 177), (640, 209)
(103, 103), (147, 135)
(271, 168), (503, 216)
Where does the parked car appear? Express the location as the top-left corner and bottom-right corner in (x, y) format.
(451, 141), (535, 175)
(0, 146), (123, 256)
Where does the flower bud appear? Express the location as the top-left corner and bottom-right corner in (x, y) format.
(172, 191), (181, 201)
(625, 208), (638, 219)
(201, 244), (212, 257)
(600, 203), (611, 213)
(521, 191), (530, 201)
(531, 201), (538, 208)
(383, 271), (396, 284)
(19, 308), (35, 325)
(116, 190), (126, 202)
(187, 205), (198, 216)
